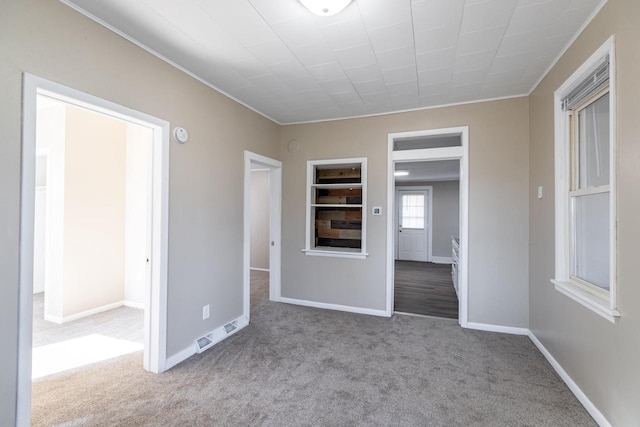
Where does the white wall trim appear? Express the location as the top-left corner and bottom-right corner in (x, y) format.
(244, 151), (282, 324)
(393, 146), (464, 162)
(386, 126), (469, 328)
(552, 36), (618, 322)
(123, 300), (145, 309)
(304, 157), (368, 258)
(279, 297), (388, 317)
(466, 322), (529, 336)
(431, 256), (453, 264)
(528, 331), (611, 427)
(285, 94), (528, 126)
(18, 73), (170, 426)
(164, 345), (196, 372)
(44, 301), (124, 324)
(164, 315), (249, 370)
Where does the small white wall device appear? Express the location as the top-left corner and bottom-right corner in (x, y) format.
(173, 126), (189, 144)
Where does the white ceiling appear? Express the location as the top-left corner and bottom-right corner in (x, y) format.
(63, 0), (604, 124)
(395, 160), (460, 182)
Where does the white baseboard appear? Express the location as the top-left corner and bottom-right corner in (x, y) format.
(250, 267), (270, 272)
(279, 297), (387, 317)
(528, 331), (611, 427)
(431, 256), (453, 264)
(165, 345), (196, 371)
(123, 300), (144, 309)
(44, 301), (124, 324)
(466, 322), (529, 336)
(164, 315), (249, 370)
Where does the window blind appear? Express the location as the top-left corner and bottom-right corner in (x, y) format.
(562, 55), (609, 111)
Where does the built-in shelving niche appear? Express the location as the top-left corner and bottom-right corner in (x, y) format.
(312, 165), (363, 250)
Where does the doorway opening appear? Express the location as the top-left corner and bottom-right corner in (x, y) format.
(31, 94), (151, 379)
(18, 74), (170, 425)
(243, 151), (282, 322)
(386, 127), (469, 326)
(394, 161), (460, 319)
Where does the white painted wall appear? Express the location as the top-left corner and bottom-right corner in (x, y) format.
(250, 170), (270, 270)
(36, 101), (150, 319)
(35, 98), (66, 317)
(60, 104), (128, 319)
(124, 123), (152, 307)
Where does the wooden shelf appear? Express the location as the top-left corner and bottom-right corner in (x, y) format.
(311, 183), (362, 188)
(311, 204), (363, 208)
(307, 160), (367, 255)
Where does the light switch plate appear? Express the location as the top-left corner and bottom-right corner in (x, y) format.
(537, 186), (543, 199)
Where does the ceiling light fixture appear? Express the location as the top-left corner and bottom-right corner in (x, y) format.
(394, 171), (409, 177)
(299, 0), (354, 16)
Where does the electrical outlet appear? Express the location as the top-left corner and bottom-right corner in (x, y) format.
(202, 304), (210, 320)
(537, 186), (543, 199)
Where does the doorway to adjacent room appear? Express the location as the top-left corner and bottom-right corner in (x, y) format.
(18, 74), (170, 425)
(243, 151), (282, 322)
(386, 127), (469, 326)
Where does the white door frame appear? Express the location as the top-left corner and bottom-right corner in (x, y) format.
(243, 151), (282, 322)
(18, 74), (170, 426)
(386, 126), (469, 327)
(395, 186), (433, 262)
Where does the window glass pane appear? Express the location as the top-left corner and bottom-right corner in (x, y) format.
(572, 192), (609, 290)
(394, 135), (461, 150)
(578, 92), (609, 188)
(402, 193), (424, 229)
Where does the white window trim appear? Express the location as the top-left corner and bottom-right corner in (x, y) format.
(303, 157), (368, 259)
(552, 35), (619, 323)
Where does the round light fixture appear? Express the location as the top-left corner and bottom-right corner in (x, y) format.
(299, 0), (354, 16)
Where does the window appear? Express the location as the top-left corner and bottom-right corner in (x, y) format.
(552, 37), (619, 322)
(304, 158), (367, 258)
(401, 193), (425, 229)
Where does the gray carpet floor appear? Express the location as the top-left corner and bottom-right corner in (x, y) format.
(32, 293), (144, 347)
(32, 271), (595, 426)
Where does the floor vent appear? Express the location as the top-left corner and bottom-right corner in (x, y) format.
(195, 333), (214, 353)
(224, 321), (237, 334)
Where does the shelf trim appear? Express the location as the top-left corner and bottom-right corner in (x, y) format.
(311, 204), (363, 208)
(311, 183), (363, 188)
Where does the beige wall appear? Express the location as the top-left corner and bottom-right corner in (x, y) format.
(528, 0), (640, 424)
(280, 97), (530, 323)
(60, 105), (127, 317)
(397, 180), (460, 259)
(250, 170), (270, 270)
(0, 0), (280, 423)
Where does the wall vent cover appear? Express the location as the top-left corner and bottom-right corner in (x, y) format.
(195, 333), (214, 353)
(224, 321), (237, 334)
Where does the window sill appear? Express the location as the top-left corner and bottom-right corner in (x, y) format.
(551, 279), (620, 323)
(302, 248), (368, 259)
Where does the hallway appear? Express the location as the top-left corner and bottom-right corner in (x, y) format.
(394, 261), (458, 319)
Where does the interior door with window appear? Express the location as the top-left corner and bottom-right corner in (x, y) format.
(397, 190), (430, 262)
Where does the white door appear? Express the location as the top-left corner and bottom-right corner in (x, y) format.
(398, 190), (430, 261)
